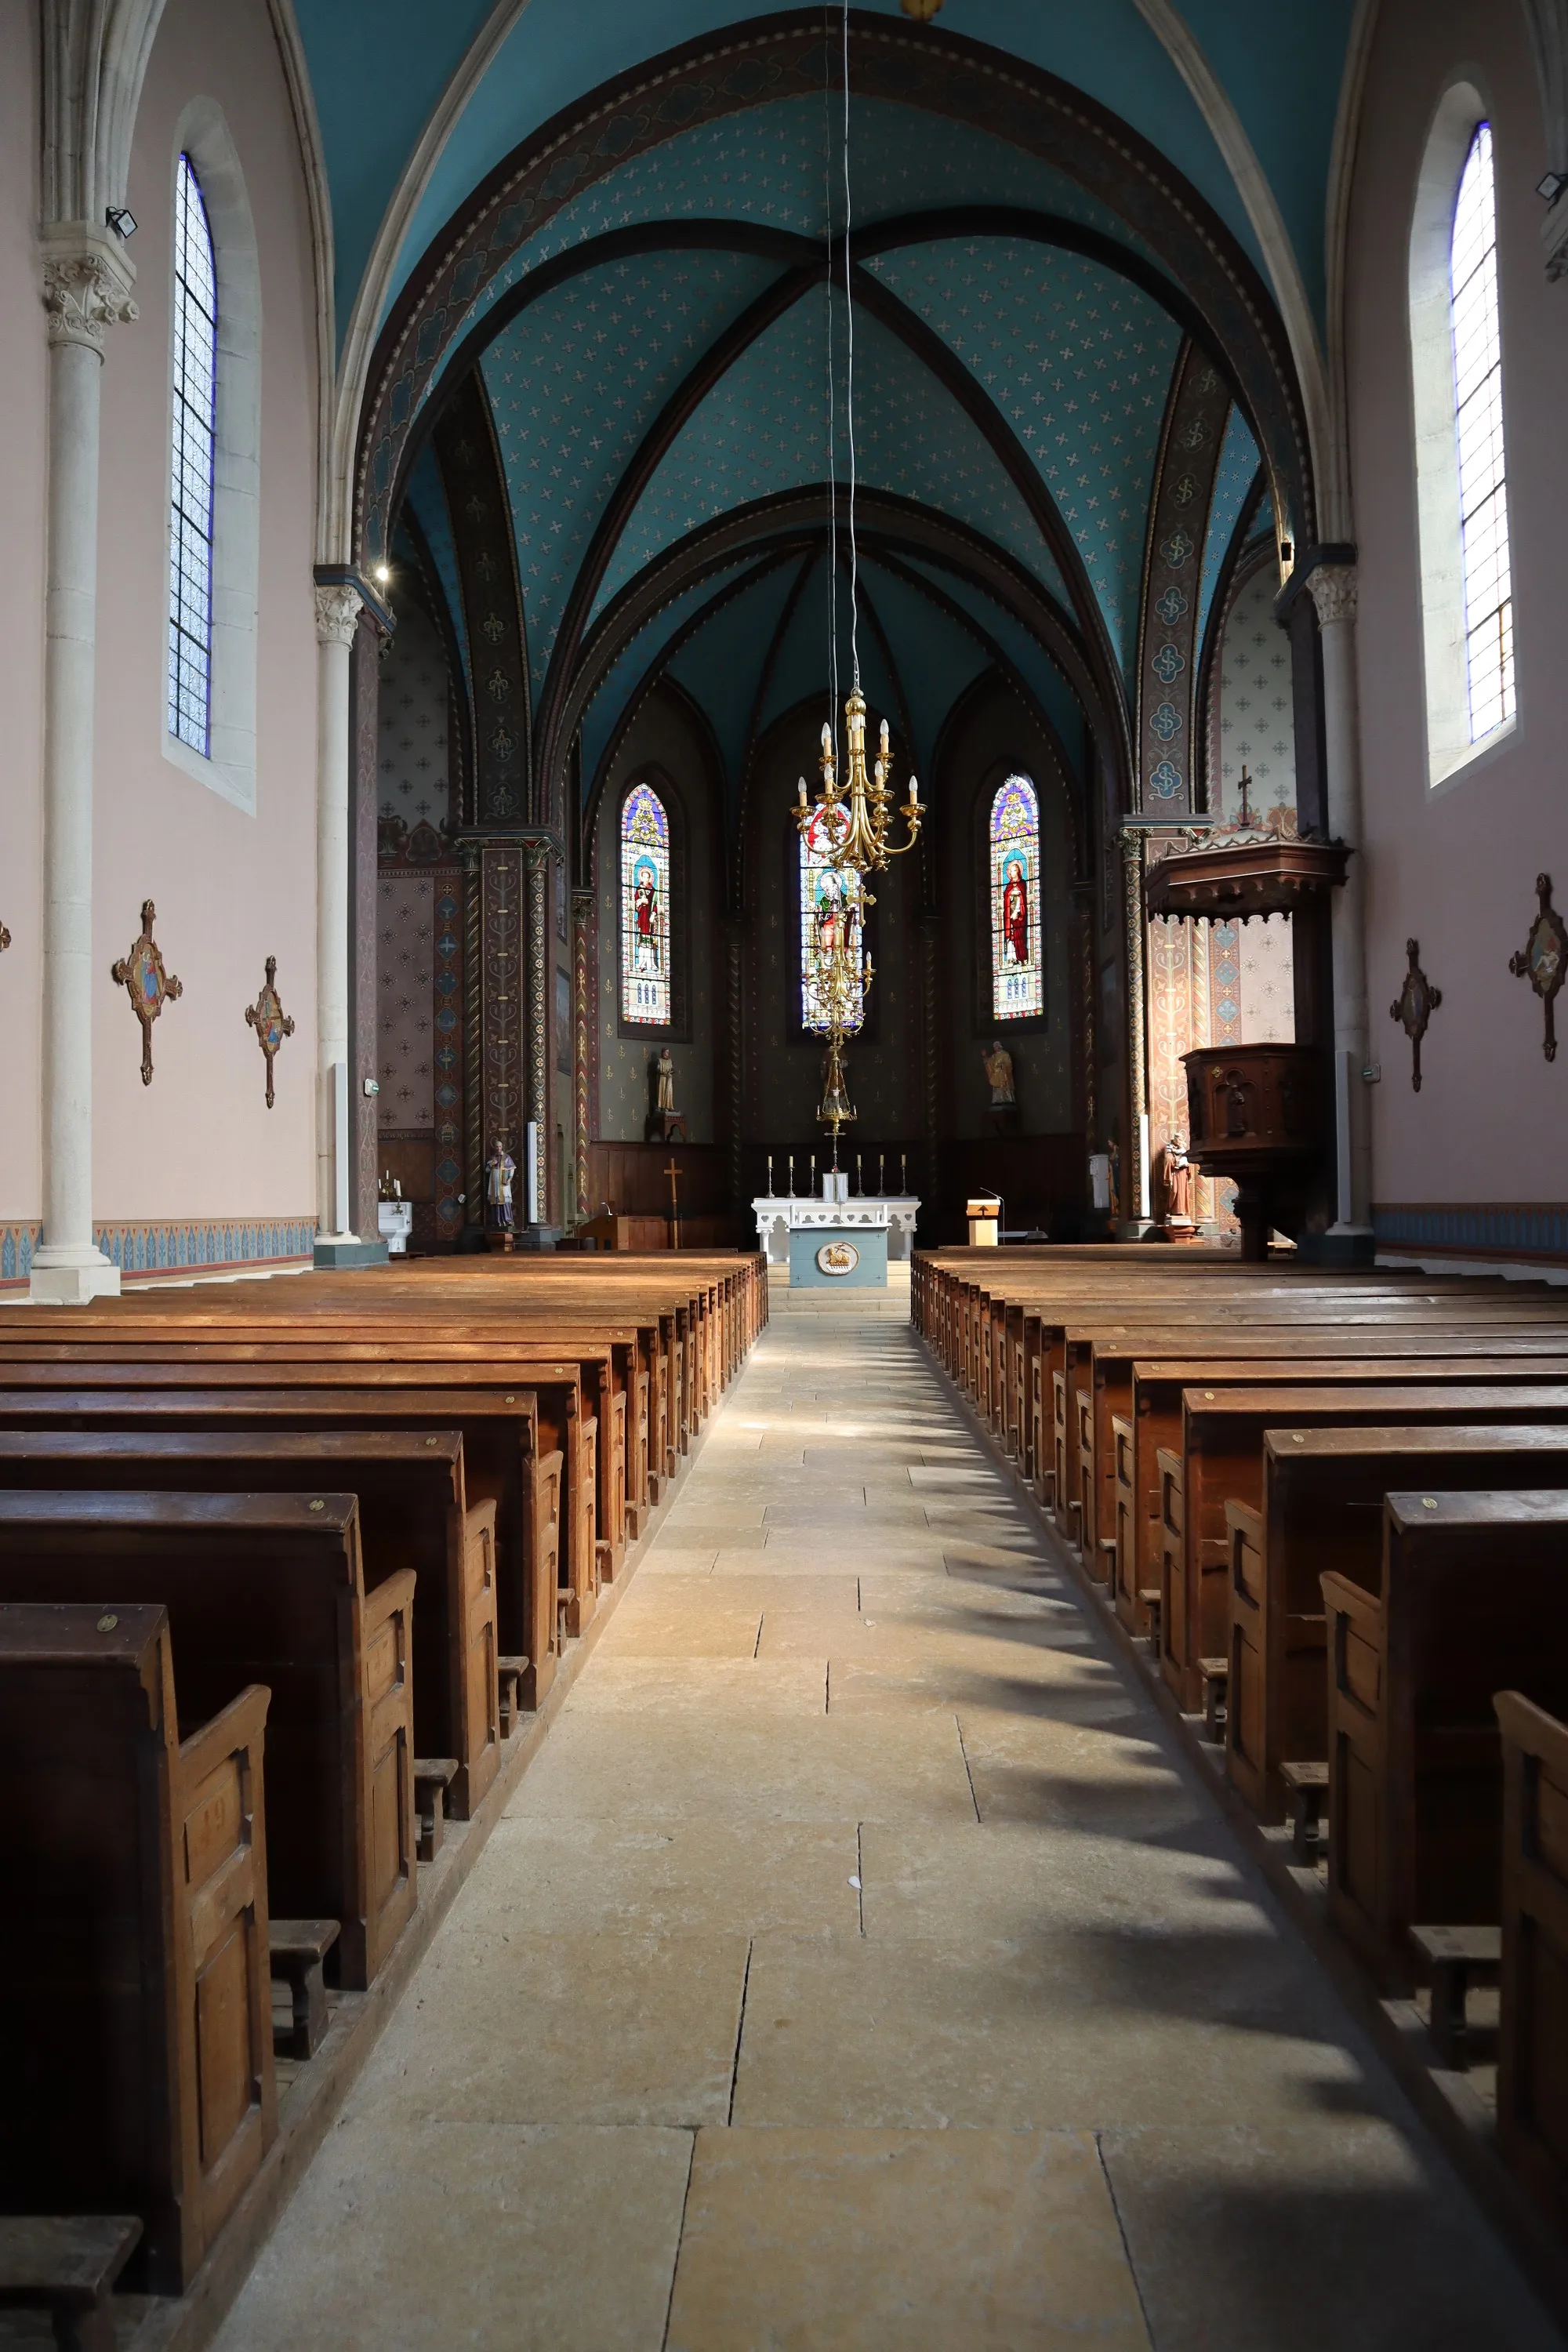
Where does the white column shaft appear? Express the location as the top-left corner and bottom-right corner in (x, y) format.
(314, 621), (354, 1240)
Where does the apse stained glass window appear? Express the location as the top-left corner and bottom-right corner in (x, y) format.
(169, 153), (219, 757)
(800, 802), (864, 1033)
(1450, 123), (1514, 742)
(620, 782), (671, 1025)
(989, 774), (1044, 1022)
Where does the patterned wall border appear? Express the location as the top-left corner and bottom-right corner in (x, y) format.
(1374, 1203), (1568, 1262)
(0, 1218), (317, 1290)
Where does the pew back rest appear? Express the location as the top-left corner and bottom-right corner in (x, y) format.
(1494, 1687), (1568, 2229)
(0, 1602), (274, 2289)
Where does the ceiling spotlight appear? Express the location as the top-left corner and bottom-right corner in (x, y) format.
(900, 0), (945, 16)
(105, 205), (137, 239)
(1537, 169), (1568, 204)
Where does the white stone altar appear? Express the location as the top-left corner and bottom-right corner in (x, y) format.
(752, 1194), (920, 1267)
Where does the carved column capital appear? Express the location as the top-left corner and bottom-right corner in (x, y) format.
(42, 234), (137, 351)
(1307, 562), (1358, 630)
(314, 582), (363, 646)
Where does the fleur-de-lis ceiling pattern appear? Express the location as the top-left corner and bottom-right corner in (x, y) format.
(332, 8), (1353, 843)
(863, 241), (1181, 676)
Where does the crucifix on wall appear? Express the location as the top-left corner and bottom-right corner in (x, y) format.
(664, 1158), (681, 1250)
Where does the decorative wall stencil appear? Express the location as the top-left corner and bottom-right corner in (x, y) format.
(433, 373), (532, 825)
(244, 956), (295, 1109)
(1510, 873), (1568, 1062)
(1389, 938), (1441, 1092)
(1135, 345), (1231, 816)
(1212, 559), (1297, 827)
(111, 901), (182, 1084)
(377, 875), (437, 1128)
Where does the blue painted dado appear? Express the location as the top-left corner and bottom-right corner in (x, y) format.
(789, 1225), (889, 1287)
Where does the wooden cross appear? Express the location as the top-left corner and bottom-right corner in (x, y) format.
(664, 1159), (681, 1250)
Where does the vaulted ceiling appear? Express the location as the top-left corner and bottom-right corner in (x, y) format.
(308, 5), (1334, 847)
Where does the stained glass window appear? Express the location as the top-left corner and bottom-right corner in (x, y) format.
(169, 154), (218, 756)
(620, 781), (671, 1025)
(1450, 122), (1514, 742)
(989, 773), (1044, 1022)
(800, 802), (865, 1033)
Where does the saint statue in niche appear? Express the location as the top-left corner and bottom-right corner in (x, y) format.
(485, 1138), (517, 1229)
(632, 858), (661, 975)
(1000, 855), (1030, 968)
(982, 1040), (1016, 1105)
(655, 1048), (677, 1114)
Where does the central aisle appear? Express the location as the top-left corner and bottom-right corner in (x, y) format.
(217, 1314), (1559, 2352)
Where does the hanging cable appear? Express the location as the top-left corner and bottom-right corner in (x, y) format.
(841, 0), (860, 690)
(823, 15), (839, 746)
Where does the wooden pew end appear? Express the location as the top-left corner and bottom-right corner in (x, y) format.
(269, 1919), (341, 2062)
(596, 1537), (615, 1587)
(0, 2215), (143, 2352)
(1094, 1536), (1117, 1587)
(414, 1759), (459, 1863)
(1197, 1657), (1229, 1743)
(1138, 1588), (1162, 1658)
(496, 1657), (528, 1737)
(1280, 1760), (1329, 1867)
(1410, 1924), (1501, 2071)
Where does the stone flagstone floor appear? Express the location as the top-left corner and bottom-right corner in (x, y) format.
(213, 1311), (1563, 2351)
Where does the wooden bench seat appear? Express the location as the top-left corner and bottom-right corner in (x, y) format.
(1225, 1425), (1568, 1822)
(0, 1428), (499, 1819)
(0, 1491), (416, 1993)
(0, 2214), (143, 2351)
(1170, 1384), (1568, 1711)
(0, 1603), (272, 2291)
(1321, 1492), (1568, 1991)
(1494, 1689), (1568, 2231)
(0, 1383), (561, 1713)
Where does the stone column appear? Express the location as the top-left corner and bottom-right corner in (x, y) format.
(313, 582), (361, 1253)
(1308, 562), (1373, 1239)
(30, 235), (136, 1305)
(1120, 827), (1152, 1230)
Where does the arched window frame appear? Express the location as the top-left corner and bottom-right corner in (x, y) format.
(615, 768), (688, 1040)
(162, 102), (261, 815)
(1410, 83), (1518, 790)
(977, 767), (1047, 1029)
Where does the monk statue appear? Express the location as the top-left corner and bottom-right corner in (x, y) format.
(485, 1138), (517, 1230)
(1162, 1134), (1194, 1226)
(981, 1040), (1016, 1107)
(655, 1047), (676, 1113)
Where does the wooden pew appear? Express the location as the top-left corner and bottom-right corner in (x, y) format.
(1225, 1426), (1568, 1820)
(0, 1601), (273, 2291)
(0, 1348), (600, 1636)
(0, 1379), (561, 1711)
(0, 1428), (499, 1819)
(1494, 1689), (1568, 2231)
(0, 1491), (416, 1991)
(1321, 1492), (1568, 1991)
(1169, 1384), (1568, 1710)
(1112, 1354), (1568, 1637)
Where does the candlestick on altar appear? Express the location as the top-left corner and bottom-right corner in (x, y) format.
(900, 1152), (907, 1192)
(855, 1152), (862, 1196)
(808, 1154), (817, 1194)
(787, 1153), (794, 1198)
(766, 1154), (773, 1196)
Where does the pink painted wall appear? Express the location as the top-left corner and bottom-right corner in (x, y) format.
(1347, 0), (1568, 1206)
(92, 0), (319, 1219)
(0, 0), (47, 1226)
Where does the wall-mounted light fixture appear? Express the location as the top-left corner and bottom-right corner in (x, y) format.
(1537, 170), (1568, 204)
(105, 205), (137, 238)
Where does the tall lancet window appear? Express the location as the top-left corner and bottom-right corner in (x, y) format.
(620, 780), (671, 1025)
(800, 801), (865, 1033)
(169, 154), (219, 756)
(1449, 124), (1514, 742)
(989, 773), (1044, 1021)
